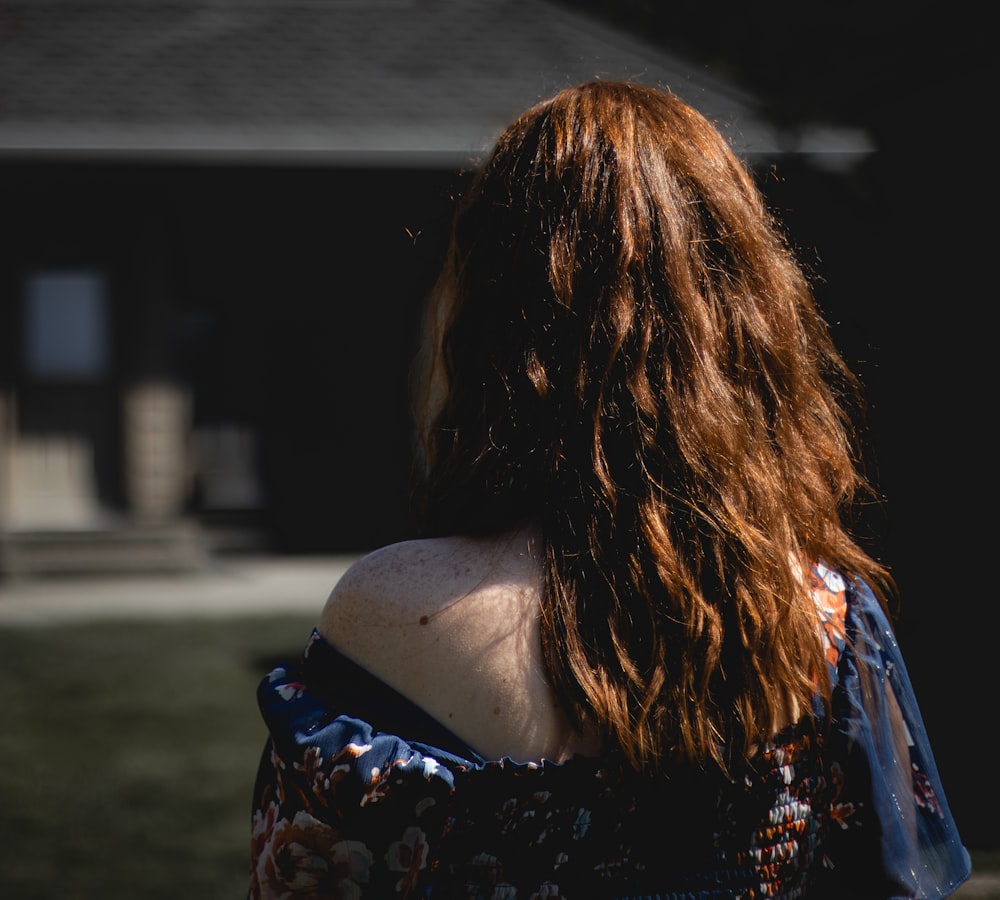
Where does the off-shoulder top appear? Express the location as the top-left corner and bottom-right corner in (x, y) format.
(249, 566), (971, 898)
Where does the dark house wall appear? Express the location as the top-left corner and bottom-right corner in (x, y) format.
(168, 165), (466, 552)
(0, 162), (466, 551)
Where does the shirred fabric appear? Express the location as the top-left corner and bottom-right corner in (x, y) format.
(249, 568), (970, 898)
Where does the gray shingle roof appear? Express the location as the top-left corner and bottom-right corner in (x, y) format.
(0, 0), (872, 165)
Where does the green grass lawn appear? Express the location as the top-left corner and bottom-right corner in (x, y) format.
(0, 614), (316, 900)
(1, 613), (997, 899)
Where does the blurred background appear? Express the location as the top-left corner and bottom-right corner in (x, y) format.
(0, 0), (993, 895)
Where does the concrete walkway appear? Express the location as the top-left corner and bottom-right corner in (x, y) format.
(0, 554), (360, 626)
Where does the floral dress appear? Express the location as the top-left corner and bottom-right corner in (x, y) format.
(249, 568), (970, 899)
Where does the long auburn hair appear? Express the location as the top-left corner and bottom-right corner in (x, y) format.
(414, 81), (890, 773)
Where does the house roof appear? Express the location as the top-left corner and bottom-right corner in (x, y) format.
(0, 0), (873, 166)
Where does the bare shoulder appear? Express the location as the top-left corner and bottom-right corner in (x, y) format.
(319, 535), (485, 640)
(317, 529), (539, 679)
(316, 525), (597, 762)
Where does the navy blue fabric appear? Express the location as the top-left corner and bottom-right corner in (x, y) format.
(818, 580), (971, 898)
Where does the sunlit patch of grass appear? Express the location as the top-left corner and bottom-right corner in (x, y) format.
(0, 614), (315, 900)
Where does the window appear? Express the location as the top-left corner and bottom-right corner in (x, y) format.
(22, 269), (110, 379)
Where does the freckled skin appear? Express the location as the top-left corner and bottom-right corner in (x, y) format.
(318, 523), (601, 763)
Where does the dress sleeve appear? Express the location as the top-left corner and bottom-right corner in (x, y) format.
(822, 577), (971, 899)
(248, 631), (471, 899)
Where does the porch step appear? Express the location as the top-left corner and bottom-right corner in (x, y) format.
(0, 521), (208, 576)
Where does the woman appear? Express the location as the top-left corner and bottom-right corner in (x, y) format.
(250, 81), (970, 898)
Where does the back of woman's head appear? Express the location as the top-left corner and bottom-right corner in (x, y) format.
(417, 80), (888, 772)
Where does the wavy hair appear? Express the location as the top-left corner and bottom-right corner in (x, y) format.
(413, 81), (890, 773)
